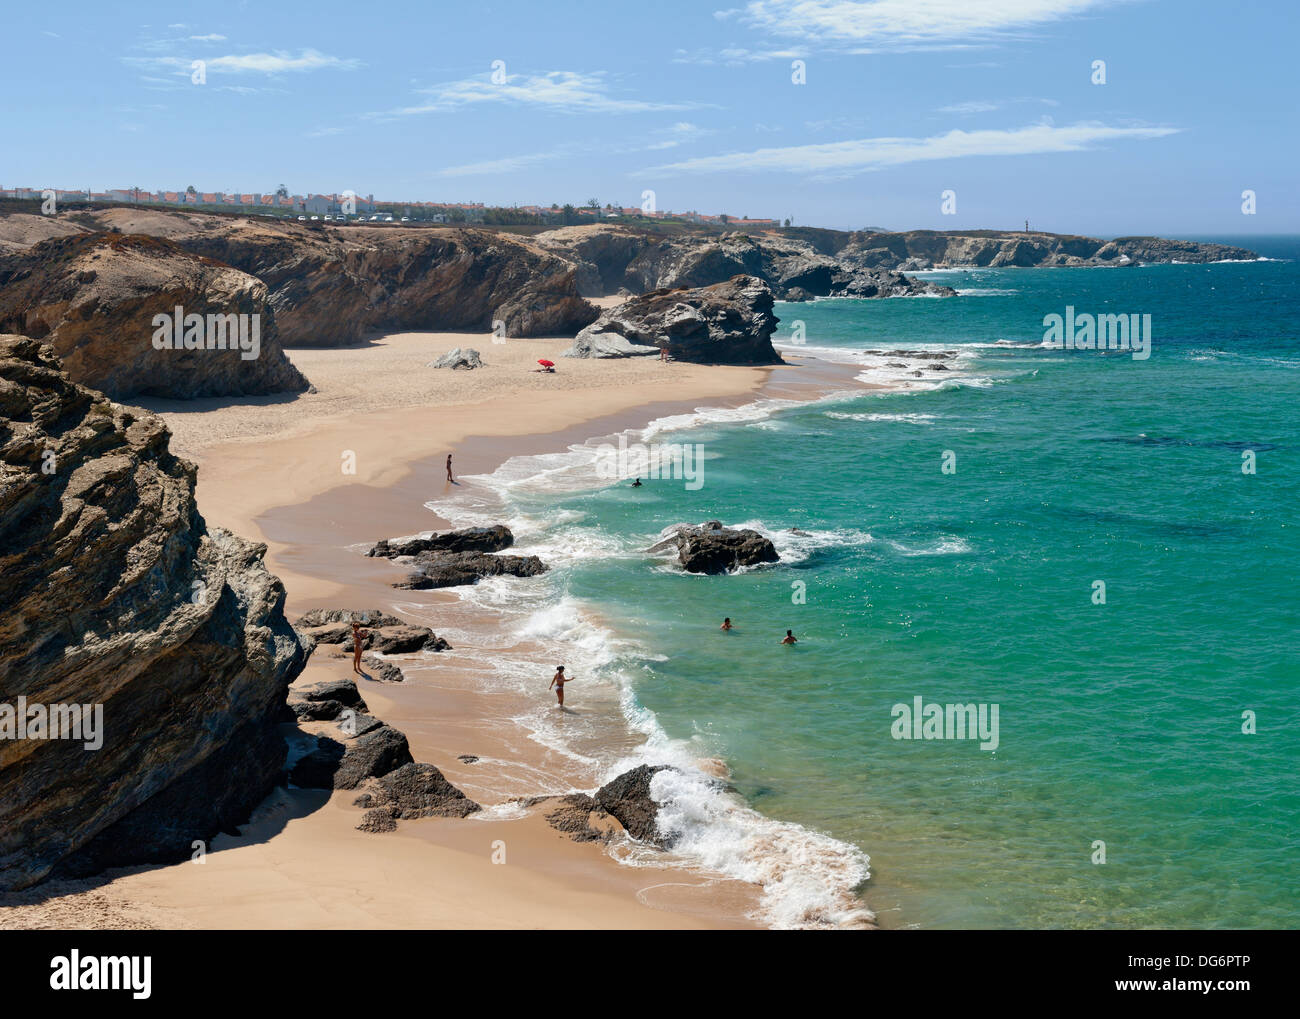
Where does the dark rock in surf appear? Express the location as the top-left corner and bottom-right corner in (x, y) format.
(395, 549), (548, 590)
(647, 520), (780, 575)
(367, 524), (514, 558)
(595, 764), (676, 848)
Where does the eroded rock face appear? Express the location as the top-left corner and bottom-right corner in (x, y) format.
(111, 212), (598, 345)
(565, 275), (784, 365)
(647, 520), (780, 574)
(0, 233), (309, 400)
(0, 337), (309, 889)
(537, 225), (952, 300)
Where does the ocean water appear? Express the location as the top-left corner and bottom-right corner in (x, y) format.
(430, 237), (1299, 929)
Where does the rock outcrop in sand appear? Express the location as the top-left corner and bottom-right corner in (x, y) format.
(648, 520), (781, 574)
(367, 524), (548, 589)
(565, 275), (784, 365)
(0, 233), (309, 400)
(0, 337), (309, 890)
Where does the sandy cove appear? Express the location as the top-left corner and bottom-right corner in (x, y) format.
(0, 324), (868, 930)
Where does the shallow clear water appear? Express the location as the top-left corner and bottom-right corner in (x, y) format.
(439, 238), (1300, 928)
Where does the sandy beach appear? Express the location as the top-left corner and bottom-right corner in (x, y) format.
(0, 325), (866, 930)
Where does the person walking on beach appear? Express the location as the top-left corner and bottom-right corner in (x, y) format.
(549, 665), (570, 707)
(446, 454), (454, 483)
(721, 617), (733, 631)
(781, 629), (797, 645)
(351, 621), (370, 673)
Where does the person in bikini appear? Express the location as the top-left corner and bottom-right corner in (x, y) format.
(549, 665), (570, 707)
(351, 621), (370, 673)
(781, 629), (797, 645)
(446, 454), (454, 483)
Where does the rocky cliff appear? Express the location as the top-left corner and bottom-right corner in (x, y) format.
(84, 209), (597, 346)
(0, 337), (309, 889)
(837, 229), (1258, 270)
(565, 275), (783, 364)
(0, 233), (310, 400)
(537, 224), (951, 300)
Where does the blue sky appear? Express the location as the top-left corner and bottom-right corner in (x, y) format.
(4, 0), (1296, 235)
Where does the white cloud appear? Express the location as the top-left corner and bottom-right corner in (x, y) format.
(736, 0), (1123, 49)
(648, 122), (1180, 177)
(939, 100), (1003, 114)
(126, 49), (360, 76)
(382, 70), (696, 117)
(938, 97), (1061, 114)
(189, 34), (227, 42)
(208, 50), (360, 73)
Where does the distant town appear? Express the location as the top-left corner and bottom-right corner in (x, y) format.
(0, 184), (783, 229)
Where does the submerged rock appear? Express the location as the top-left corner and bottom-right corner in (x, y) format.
(647, 520), (780, 574)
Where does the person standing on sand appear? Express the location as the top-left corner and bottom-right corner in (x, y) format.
(721, 617), (732, 630)
(782, 629), (797, 645)
(549, 665), (570, 707)
(446, 454), (454, 483)
(351, 621), (370, 673)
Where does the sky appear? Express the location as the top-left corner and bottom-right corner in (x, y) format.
(3, 0), (1297, 235)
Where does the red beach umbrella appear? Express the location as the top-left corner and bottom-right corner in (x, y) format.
(537, 359), (555, 367)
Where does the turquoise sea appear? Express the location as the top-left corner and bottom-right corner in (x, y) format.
(434, 237), (1299, 929)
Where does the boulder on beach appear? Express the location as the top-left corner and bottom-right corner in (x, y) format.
(430, 346), (483, 370)
(289, 726), (414, 790)
(294, 611), (451, 655)
(563, 275), (783, 365)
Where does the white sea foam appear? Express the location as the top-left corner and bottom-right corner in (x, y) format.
(825, 411), (938, 425)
